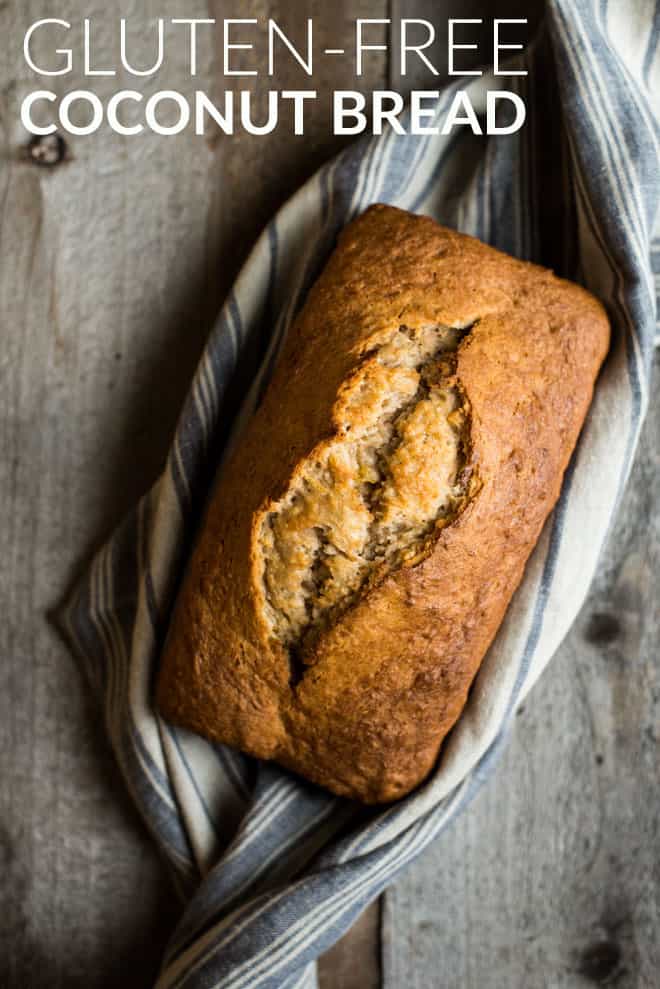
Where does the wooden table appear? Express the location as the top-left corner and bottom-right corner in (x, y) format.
(1, 3), (657, 987)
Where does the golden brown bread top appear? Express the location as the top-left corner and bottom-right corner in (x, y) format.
(157, 204), (610, 803)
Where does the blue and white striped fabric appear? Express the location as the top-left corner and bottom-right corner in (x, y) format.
(61, 4), (660, 987)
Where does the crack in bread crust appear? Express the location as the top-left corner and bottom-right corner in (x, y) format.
(256, 321), (477, 684)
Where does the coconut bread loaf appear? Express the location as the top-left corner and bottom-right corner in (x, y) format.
(157, 204), (610, 803)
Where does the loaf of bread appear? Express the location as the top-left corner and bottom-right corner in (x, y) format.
(157, 205), (610, 803)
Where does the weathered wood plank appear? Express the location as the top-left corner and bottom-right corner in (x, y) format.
(382, 350), (660, 987)
(319, 903), (382, 989)
(381, 4), (660, 985)
(0, 3), (226, 985)
(0, 2), (387, 986)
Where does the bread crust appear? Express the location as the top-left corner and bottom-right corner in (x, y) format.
(157, 205), (610, 803)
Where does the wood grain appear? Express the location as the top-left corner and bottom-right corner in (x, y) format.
(0, 1), (386, 986)
(382, 350), (660, 988)
(0, 3), (221, 985)
(382, 5), (659, 987)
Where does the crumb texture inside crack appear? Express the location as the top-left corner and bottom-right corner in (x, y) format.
(256, 322), (475, 666)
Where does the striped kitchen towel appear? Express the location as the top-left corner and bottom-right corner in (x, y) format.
(61, 3), (660, 988)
